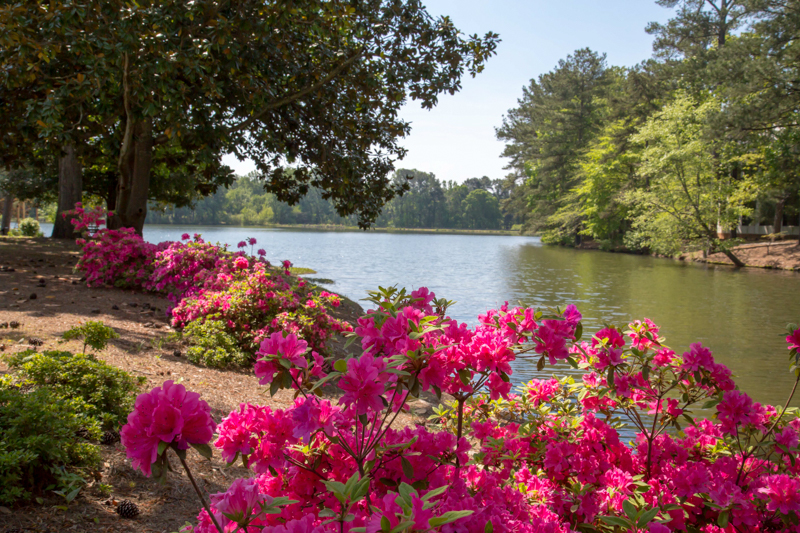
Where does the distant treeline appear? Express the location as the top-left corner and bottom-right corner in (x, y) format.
(147, 170), (520, 231)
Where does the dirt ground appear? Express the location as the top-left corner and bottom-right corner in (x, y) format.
(0, 237), (426, 533)
(687, 240), (800, 270)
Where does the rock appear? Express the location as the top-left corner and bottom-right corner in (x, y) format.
(173, 350), (182, 358)
(409, 400), (432, 416)
(143, 322), (155, 328)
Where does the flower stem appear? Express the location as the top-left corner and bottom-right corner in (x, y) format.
(176, 451), (224, 533)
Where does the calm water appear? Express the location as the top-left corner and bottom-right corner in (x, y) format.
(45, 223), (800, 408)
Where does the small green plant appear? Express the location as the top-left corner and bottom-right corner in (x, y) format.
(184, 319), (250, 368)
(50, 466), (86, 510)
(95, 482), (113, 498)
(3, 350), (145, 429)
(0, 386), (100, 504)
(18, 218), (43, 237)
(62, 321), (119, 353)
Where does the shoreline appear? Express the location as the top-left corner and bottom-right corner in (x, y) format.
(567, 239), (800, 272)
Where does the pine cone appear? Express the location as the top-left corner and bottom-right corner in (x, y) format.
(0, 322), (8, 329)
(116, 500), (139, 519)
(9, 321), (20, 329)
(28, 337), (44, 347)
(101, 430), (120, 445)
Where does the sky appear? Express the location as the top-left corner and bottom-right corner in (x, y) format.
(222, 1), (674, 183)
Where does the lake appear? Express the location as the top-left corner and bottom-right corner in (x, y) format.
(44, 223), (800, 409)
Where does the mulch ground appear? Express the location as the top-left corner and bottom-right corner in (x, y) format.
(686, 240), (800, 270)
(0, 237), (427, 533)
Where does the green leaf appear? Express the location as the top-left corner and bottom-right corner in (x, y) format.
(458, 368), (471, 386)
(401, 456), (414, 479)
(428, 510), (474, 527)
(717, 510), (729, 528)
(157, 441), (169, 456)
(191, 442), (213, 460)
(622, 499), (637, 520)
(381, 515), (391, 533)
(334, 359), (348, 373)
(485, 520), (493, 533)
(637, 507), (660, 528)
(598, 516), (632, 528)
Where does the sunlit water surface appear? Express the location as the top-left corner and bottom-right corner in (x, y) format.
(122, 224), (800, 412)
(42, 223), (798, 411)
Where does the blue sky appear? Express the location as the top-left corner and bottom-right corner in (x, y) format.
(223, 1), (674, 183)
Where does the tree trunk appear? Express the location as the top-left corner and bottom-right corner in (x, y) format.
(52, 144), (83, 239)
(721, 248), (745, 268)
(774, 195), (787, 234)
(106, 174), (118, 213)
(1, 193), (12, 235)
(110, 119), (152, 234)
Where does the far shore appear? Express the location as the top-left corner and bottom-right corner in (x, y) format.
(141, 222), (525, 236)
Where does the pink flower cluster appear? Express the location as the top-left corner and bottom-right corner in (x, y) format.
(63, 202), (112, 234)
(73, 224), (349, 362)
(113, 279), (800, 532)
(120, 381), (216, 476)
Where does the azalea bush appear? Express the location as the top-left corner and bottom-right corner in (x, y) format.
(117, 284), (800, 533)
(69, 206), (350, 363)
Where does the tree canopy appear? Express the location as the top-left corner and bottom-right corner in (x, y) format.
(0, 0), (498, 234)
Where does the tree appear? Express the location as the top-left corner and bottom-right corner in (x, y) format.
(496, 49), (614, 242)
(461, 189), (502, 230)
(1, 0), (498, 234)
(624, 94), (746, 265)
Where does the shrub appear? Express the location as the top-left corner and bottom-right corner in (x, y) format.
(184, 319), (250, 369)
(0, 386), (100, 504)
(4, 350), (144, 429)
(117, 286), (800, 533)
(18, 218), (42, 237)
(62, 321), (120, 353)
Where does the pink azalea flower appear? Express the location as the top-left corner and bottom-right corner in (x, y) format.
(181, 233), (191, 240)
(120, 381), (216, 476)
(681, 342), (714, 372)
(787, 327), (800, 351)
(758, 475), (800, 514)
(234, 256), (249, 270)
(210, 477), (266, 526)
(338, 354), (387, 415)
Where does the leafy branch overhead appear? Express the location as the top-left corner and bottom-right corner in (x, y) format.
(0, 0), (499, 231)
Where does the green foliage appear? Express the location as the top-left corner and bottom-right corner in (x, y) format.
(1, 0), (498, 230)
(18, 217), (42, 237)
(62, 321), (120, 353)
(0, 385), (100, 505)
(4, 350), (144, 429)
(184, 319), (250, 369)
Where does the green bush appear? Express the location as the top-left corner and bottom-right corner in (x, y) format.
(18, 218), (42, 237)
(0, 386), (100, 504)
(184, 319), (250, 368)
(3, 350), (144, 429)
(62, 321), (120, 353)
